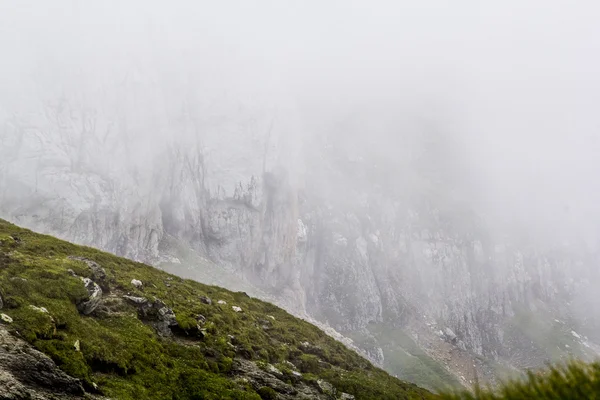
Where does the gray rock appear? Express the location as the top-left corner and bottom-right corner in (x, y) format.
(199, 296), (212, 305)
(68, 257), (107, 285)
(76, 278), (102, 315)
(124, 296), (177, 336)
(0, 325), (88, 399)
(0, 314), (12, 324)
(316, 379), (335, 395)
(122, 295), (148, 305)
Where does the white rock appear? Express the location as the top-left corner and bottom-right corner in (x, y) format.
(232, 306), (242, 312)
(217, 300), (227, 305)
(571, 330), (581, 339)
(0, 314), (13, 324)
(29, 305), (49, 314)
(74, 340), (80, 351)
(131, 279), (143, 288)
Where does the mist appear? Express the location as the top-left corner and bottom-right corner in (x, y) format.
(3, 0), (600, 389)
(2, 0), (599, 244)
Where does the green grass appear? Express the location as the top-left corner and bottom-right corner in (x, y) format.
(0, 219), (434, 400)
(350, 323), (462, 392)
(441, 361), (600, 400)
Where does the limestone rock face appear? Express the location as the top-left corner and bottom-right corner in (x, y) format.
(2, 72), (599, 384)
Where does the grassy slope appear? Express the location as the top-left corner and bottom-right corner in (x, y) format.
(348, 324), (462, 392)
(0, 219), (434, 400)
(441, 361), (600, 400)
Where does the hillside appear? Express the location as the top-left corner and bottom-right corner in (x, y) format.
(0, 219), (434, 400)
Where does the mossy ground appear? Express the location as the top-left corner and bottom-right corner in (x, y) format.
(349, 323), (463, 392)
(0, 220), (434, 400)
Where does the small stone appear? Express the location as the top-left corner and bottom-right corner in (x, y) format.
(123, 295), (148, 304)
(200, 296), (212, 305)
(0, 314), (13, 324)
(197, 314), (206, 324)
(267, 315), (275, 320)
(232, 306), (242, 313)
(217, 300), (227, 305)
(316, 379), (335, 395)
(131, 279), (143, 289)
(340, 393), (355, 400)
(74, 340), (80, 352)
(29, 305), (49, 314)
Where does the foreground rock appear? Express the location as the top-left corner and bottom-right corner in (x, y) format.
(0, 325), (99, 399)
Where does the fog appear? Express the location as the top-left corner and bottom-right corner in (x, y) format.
(1, 1), (600, 242)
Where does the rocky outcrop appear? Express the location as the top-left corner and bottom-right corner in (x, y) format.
(122, 296), (178, 336)
(2, 89), (599, 387)
(76, 278), (102, 316)
(0, 325), (98, 399)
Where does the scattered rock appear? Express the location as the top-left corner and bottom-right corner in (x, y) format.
(316, 379), (335, 395)
(198, 328), (207, 339)
(29, 305), (49, 314)
(232, 306), (242, 313)
(76, 277), (102, 315)
(197, 314), (206, 324)
(291, 370), (302, 379)
(267, 315), (275, 320)
(200, 296), (212, 305)
(266, 363), (283, 378)
(443, 327), (457, 343)
(217, 300), (227, 305)
(131, 279), (143, 289)
(231, 359), (297, 396)
(340, 393), (355, 400)
(123, 295), (148, 304)
(68, 256), (107, 286)
(74, 340), (80, 352)
(123, 296), (178, 336)
(0, 314), (12, 324)
(9, 277), (27, 283)
(299, 341), (326, 357)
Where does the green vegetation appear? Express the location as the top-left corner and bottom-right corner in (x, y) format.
(441, 361), (600, 400)
(349, 323), (462, 392)
(0, 219), (433, 400)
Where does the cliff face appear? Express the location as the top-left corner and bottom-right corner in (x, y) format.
(2, 91), (600, 389)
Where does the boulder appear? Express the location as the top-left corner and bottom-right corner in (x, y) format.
(0, 325), (86, 398)
(217, 300), (227, 305)
(199, 296), (212, 305)
(123, 296), (178, 336)
(76, 278), (102, 315)
(0, 314), (12, 324)
(232, 306), (242, 313)
(68, 257), (107, 289)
